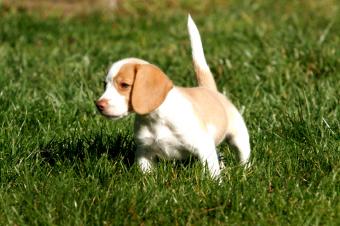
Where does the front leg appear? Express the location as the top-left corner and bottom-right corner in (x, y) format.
(135, 146), (155, 173)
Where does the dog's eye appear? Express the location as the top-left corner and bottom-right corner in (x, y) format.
(119, 82), (130, 89)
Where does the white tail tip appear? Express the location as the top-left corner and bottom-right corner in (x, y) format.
(187, 14), (210, 71)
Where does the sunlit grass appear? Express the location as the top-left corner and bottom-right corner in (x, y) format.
(0, 0), (339, 225)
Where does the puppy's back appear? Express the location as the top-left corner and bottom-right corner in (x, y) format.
(178, 87), (237, 144)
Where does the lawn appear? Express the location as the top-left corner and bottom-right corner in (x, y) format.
(0, 0), (339, 225)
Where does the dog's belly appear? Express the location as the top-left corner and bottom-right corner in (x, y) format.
(135, 122), (192, 160)
(151, 138), (191, 160)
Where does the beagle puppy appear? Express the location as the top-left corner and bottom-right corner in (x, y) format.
(96, 15), (251, 178)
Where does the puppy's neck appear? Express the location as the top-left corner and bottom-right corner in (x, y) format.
(134, 88), (178, 122)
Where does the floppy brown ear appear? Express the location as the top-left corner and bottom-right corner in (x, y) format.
(131, 64), (173, 115)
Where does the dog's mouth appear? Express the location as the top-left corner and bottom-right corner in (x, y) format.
(103, 114), (125, 120)
(97, 109), (128, 120)
(95, 100), (130, 119)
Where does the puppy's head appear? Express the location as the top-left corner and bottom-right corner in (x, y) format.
(95, 58), (173, 119)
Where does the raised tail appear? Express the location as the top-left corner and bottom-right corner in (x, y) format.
(187, 14), (217, 91)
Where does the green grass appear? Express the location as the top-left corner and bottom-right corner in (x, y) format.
(0, 0), (339, 225)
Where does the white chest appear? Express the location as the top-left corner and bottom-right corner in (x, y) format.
(134, 118), (191, 160)
(133, 88), (209, 160)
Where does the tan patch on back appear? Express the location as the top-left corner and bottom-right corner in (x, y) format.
(178, 87), (233, 144)
(193, 61), (217, 91)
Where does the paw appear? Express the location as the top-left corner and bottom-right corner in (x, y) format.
(137, 157), (153, 173)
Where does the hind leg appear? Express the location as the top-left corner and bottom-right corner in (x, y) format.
(228, 115), (251, 166)
(230, 132), (251, 165)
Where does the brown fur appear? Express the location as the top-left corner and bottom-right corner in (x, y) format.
(131, 64), (173, 114)
(113, 64), (136, 110)
(113, 63), (173, 115)
(113, 63), (236, 145)
(193, 61), (217, 91)
(178, 87), (236, 144)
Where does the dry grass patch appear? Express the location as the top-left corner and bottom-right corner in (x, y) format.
(2, 0), (119, 17)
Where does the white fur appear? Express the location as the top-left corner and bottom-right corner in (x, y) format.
(98, 82), (128, 118)
(96, 17), (251, 179)
(98, 58), (149, 118)
(187, 14), (210, 72)
(106, 58), (149, 83)
(228, 114), (251, 165)
(134, 89), (221, 177)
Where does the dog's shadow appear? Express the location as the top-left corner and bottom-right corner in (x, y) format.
(40, 131), (136, 168)
(40, 130), (239, 172)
